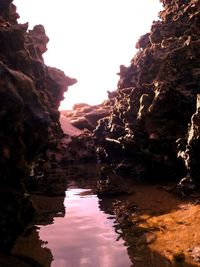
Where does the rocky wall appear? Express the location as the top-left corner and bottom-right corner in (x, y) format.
(0, 0), (76, 251)
(94, 0), (200, 183)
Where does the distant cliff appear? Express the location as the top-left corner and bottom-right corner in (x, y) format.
(0, 0), (76, 251)
(94, 0), (200, 185)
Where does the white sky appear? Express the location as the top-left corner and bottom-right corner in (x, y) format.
(13, 0), (162, 110)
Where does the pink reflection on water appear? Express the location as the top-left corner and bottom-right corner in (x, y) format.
(38, 188), (132, 267)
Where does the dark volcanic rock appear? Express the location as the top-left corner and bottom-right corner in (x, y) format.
(179, 95), (200, 183)
(188, 100), (200, 182)
(63, 102), (110, 131)
(94, 0), (200, 184)
(0, 0), (76, 251)
(97, 165), (131, 196)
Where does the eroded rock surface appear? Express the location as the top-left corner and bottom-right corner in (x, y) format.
(0, 0), (76, 251)
(94, 0), (200, 186)
(62, 101), (110, 131)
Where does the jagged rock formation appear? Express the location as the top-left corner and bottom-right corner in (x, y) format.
(0, 0), (199, 259)
(94, 0), (200, 184)
(61, 103), (110, 163)
(0, 0), (76, 251)
(180, 94), (200, 184)
(63, 102), (110, 131)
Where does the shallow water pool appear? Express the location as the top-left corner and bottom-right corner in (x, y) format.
(38, 188), (132, 267)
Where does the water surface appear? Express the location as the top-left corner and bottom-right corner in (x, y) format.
(38, 188), (132, 267)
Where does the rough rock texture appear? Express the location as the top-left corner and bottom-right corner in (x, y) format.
(61, 102), (111, 163)
(94, 0), (200, 184)
(180, 94), (200, 183)
(60, 103), (110, 163)
(63, 102), (110, 131)
(0, 0), (76, 251)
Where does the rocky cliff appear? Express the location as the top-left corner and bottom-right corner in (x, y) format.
(1, 0), (200, 256)
(94, 0), (200, 187)
(0, 0), (76, 251)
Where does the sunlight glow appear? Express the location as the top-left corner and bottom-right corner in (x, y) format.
(13, 0), (162, 110)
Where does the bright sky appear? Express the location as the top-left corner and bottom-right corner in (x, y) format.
(13, 0), (162, 110)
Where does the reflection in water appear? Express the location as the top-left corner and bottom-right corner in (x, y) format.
(38, 188), (132, 267)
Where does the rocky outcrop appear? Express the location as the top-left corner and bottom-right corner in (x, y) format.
(1, 0), (199, 257)
(0, 0), (76, 251)
(60, 103), (111, 163)
(94, 0), (200, 184)
(179, 94), (200, 183)
(62, 101), (110, 131)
